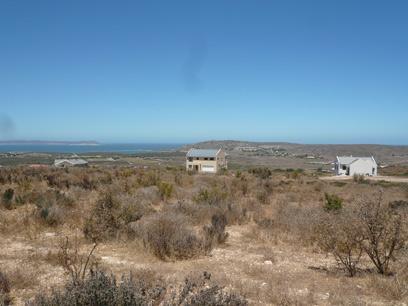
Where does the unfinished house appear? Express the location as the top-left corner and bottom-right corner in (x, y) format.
(186, 148), (227, 173)
(335, 156), (377, 176)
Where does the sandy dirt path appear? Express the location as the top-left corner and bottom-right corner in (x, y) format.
(320, 175), (408, 183)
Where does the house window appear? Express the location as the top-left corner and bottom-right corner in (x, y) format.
(204, 157), (208, 160)
(188, 157), (193, 162)
(209, 157), (214, 161)
(342, 165), (347, 170)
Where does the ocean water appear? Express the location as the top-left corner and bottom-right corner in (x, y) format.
(0, 143), (182, 154)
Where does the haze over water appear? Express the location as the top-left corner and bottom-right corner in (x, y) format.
(0, 143), (181, 154)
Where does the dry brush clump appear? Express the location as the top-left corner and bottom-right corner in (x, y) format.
(83, 190), (156, 242)
(57, 236), (99, 285)
(83, 191), (123, 242)
(137, 212), (203, 260)
(357, 191), (408, 275)
(27, 270), (166, 306)
(315, 209), (364, 276)
(0, 271), (11, 306)
(27, 270), (247, 306)
(202, 213), (229, 252)
(315, 191), (408, 276)
(167, 272), (248, 305)
(370, 261), (408, 302)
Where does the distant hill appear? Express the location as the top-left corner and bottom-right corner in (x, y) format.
(182, 140), (408, 165)
(0, 140), (99, 145)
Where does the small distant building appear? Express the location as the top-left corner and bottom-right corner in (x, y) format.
(335, 156), (377, 176)
(186, 148), (227, 173)
(29, 164), (49, 169)
(54, 159), (88, 168)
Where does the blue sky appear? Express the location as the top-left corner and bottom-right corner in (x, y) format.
(1, 0), (407, 144)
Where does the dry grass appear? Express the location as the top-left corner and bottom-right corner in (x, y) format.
(0, 165), (407, 305)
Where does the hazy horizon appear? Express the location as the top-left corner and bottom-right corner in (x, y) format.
(1, 139), (408, 147)
(1, 1), (408, 144)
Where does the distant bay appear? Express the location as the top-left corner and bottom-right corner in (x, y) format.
(0, 143), (182, 154)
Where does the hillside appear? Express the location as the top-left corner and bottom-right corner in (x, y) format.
(182, 141), (408, 169)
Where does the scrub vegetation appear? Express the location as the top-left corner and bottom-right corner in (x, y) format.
(0, 165), (407, 305)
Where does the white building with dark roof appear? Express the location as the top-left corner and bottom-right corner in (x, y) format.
(186, 148), (227, 173)
(335, 156), (377, 176)
(54, 159), (88, 168)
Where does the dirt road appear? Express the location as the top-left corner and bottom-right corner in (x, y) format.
(320, 175), (408, 183)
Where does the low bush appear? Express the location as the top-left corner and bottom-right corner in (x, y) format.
(248, 167), (272, 179)
(32, 190), (74, 226)
(324, 193), (343, 211)
(358, 192), (408, 275)
(353, 174), (366, 183)
(316, 210), (363, 276)
(317, 192), (408, 276)
(1, 189), (14, 210)
(140, 212), (202, 260)
(169, 272), (248, 305)
(231, 175), (249, 196)
(137, 170), (161, 187)
(256, 189), (269, 205)
(193, 187), (228, 206)
(203, 213), (229, 252)
(83, 192), (122, 242)
(57, 236), (99, 285)
(370, 264), (408, 301)
(0, 271), (11, 305)
(28, 270), (247, 306)
(28, 270), (166, 306)
(157, 181), (173, 200)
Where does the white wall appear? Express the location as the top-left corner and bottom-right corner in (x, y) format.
(335, 159), (377, 176)
(349, 159), (377, 176)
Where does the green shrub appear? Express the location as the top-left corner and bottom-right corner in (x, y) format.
(157, 181), (173, 200)
(33, 190), (74, 226)
(249, 167), (272, 179)
(2, 189), (14, 210)
(324, 193), (343, 211)
(193, 187), (227, 206)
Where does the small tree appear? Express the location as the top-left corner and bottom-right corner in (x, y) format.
(358, 191), (407, 275)
(316, 211), (363, 276)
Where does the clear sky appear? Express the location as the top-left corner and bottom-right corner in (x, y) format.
(1, 0), (407, 144)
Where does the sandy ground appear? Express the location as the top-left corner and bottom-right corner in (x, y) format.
(320, 175), (408, 183)
(1, 225), (394, 305)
